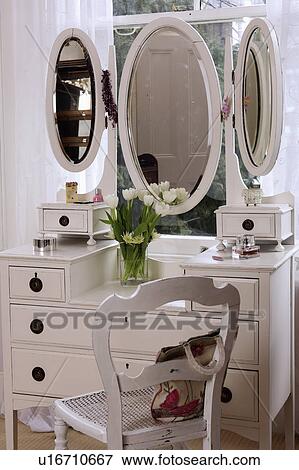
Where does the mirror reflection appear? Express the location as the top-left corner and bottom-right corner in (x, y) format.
(128, 27), (211, 194)
(54, 38), (95, 164)
(243, 27), (271, 167)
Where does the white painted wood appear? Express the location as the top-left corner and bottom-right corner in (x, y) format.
(224, 33), (246, 206)
(215, 202), (294, 247)
(113, 5), (267, 28)
(12, 349), (102, 397)
(53, 276), (239, 450)
(100, 45), (117, 198)
(234, 19), (283, 176)
(222, 369), (259, 422)
(111, 314), (258, 366)
(9, 266), (65, 302)
(0, 237), (297, 449)
(46, 28), (105, 173)
(43, 209), (88, 233)
(269, 259), (291, 418)
(193, 277), (258, 316)
(119, 17), (222, 215)
(10, 305), (94, 349)
(38, 203), (110, 243)
(223, 213), (275, 238)
(54, 417), (69, 450)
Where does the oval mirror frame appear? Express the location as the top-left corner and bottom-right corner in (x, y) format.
(46, 28), (105, 172)
(235, 18), (283, 177)
(119, 17), (222, 215)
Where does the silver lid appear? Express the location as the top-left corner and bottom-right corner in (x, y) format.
(33, 237), (56, 252)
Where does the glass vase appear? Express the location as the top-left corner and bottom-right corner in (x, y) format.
(119, 245), (148, 286)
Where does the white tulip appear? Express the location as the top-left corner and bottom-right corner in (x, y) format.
(137, 189), (149, 202)
(149, 183), (160, 195)
(176, 187), (189, 203)
(122, 188), (137, 201)
(162, 189), (177, 204)
(159, 181), (170, 192)
(104, 194), (119, 209)
(155, 202), (170, 217)
(143, 194), (154, 206)
(152, 230), (160, 240)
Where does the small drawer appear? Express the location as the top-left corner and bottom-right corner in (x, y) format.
(12, 348), (102, 397)
(9, 267), (65, 302)
(43, 209), (88, 233)
(222, 369), (259, 422)
(192, 277), (259, 316)
(111, 314), (258, 365)
(12, 348), (149, 398)
(222, 213), (275, 238)
(10, 305), (92, 348)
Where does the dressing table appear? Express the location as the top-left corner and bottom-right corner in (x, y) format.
(0, 16), (297, 451)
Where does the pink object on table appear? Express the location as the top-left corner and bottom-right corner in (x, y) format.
(93, 188), (104, 203)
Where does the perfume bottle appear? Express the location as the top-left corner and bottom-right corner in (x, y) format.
(93, 188), (103, 203)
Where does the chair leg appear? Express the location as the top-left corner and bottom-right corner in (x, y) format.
(54, 417), (69, 450)
(203, 425), (221, 450)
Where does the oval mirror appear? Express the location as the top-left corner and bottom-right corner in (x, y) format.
(119, 17), (222, 215)
(235, 18), (283, 176)
(46, 28), (105, 172)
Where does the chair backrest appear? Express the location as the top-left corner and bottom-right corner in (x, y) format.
(92, 276), (240, 448)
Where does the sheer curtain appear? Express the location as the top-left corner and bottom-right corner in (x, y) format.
(0, 0), (113, 429)
(264, 0), (299, 433)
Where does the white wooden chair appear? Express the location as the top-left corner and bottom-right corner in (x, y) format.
(54, 276), (240, 450)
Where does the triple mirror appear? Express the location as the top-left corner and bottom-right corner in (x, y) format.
(46, 18), (283, 212)
(119, 16), (283, 213)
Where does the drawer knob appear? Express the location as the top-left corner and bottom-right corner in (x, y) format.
(30, 319), (44, 335)
(59, 215), (70, 227)
(32, 367), (45, 382)
(29, 273), (43, 293)
(221, 387), (233, 403)
(242, 219), (254, 231)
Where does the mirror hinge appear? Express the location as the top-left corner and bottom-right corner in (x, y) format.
(232, 114), (235, 128)
(232, 70), (235, 85)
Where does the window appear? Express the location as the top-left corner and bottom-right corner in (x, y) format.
(114, 1), (264, 236)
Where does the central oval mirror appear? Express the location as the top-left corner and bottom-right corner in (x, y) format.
(46, 28), (105, 173)
(235, 18), (283, 176)
(119, 17), (222, 214)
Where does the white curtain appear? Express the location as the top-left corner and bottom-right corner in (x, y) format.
(264, 0), (299, 433)
(0, 0), (113, 429)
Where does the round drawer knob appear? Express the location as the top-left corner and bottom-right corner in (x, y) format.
(59, 215), (70, 227)
(30, 319), (44, 335)
(242, 219), (254, 231)
(29, 273), (43, 293)
(221, 386), (233, 403)
(32, 367), (45, 382)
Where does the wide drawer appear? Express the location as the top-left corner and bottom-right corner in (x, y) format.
(10, 305), (93, 348)
(222, 369), (259, 422)
(192, 277), (258, 316)
(9, 267), (65, 302)
(12, 348), (150, 398)
(221, 213), (275, 238)
(43, 209), (88, 233)
(111, 314), (259, 366)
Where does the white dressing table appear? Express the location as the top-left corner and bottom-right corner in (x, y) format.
(1, 11), (294, 451)
(0, 239), (297, 450)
